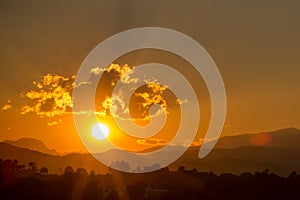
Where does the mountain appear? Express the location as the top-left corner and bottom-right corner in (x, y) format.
(3, 138), (61, 155)
(169, 146), (300, 176)
(1, 140), (300, 176)
(96, 149), (155, 170)
(0, 142), (108, 174)
(212, 127), (300, 149)
(139, 127), (300, 152)
(1, 127), (300, 176)
(167, 128), (300, 176)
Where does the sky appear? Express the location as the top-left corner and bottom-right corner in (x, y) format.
(0, 0), (300, 153)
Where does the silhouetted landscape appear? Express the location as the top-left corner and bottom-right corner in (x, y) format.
(1, 128), (300, 199)
(1, 1), (300, 199)
(1, 128), (300, 175)
(1, 159), (300, 200)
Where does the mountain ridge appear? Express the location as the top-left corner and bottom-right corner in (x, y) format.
(138, 127), (300, 153)
(1, 127), (300, 175)
(3, 127), (299, 154)
(0, 142), (108, 174)
(3, 137), (61, 155)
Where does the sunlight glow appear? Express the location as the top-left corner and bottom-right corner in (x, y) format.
(91, 123), (110, 140)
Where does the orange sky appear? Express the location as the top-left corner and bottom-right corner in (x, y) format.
(0, 1), (300, 153)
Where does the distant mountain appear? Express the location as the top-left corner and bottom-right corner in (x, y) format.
(3, 138), (61, 155)
(1, 127), (300, 176)
(96, 149), (155, 170)
(140, 127), (300, 152)
(169, 146), (300, 176)
(0, 142), (108, 174)
(212, 127), (300, 149)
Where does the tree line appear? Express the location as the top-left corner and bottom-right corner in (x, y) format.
(1, 159), (300, 200)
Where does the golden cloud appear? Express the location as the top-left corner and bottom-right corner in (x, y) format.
(90, 64), (138, 84)
(1, 100), (12, 111)
(134, 80), (169, 118)
(101, 95), (125, 118)
(47, 119), (63, 127)
(20, 73), (74, 118)
(98, 81), (169, 121)
(2, 64), (186, 127)
(137, 138), (168, 145)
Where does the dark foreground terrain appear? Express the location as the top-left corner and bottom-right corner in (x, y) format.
(1, 159), (300, 200)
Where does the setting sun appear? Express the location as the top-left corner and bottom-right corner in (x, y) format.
(91, 123), (110, 140)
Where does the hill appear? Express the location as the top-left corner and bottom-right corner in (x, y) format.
(212, 127), (300, 149)
(139, 127), (300, 152)
(1, 127), (300, 176)
(169, 146), (300, 176)
(0, 142), (108, 174)
(3, 137), (61, 155)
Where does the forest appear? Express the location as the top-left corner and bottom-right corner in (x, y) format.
(1, 159), (300, 200)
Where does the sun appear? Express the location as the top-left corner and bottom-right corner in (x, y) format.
(91, 123), (110, 140)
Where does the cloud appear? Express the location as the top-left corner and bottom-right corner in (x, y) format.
(90, 64), (138, 84)
(12, 69), (129, 125)
(176, 99), (189, 105)
(186, 137), (221, 147)
(20, 73), (75, 118)
(101, 94), (125, 118)
(90, 67), (106, 75)
(189, 139), (203, 147)
(47, 119), (62, 127)
(1, 100), (12, 111)
(134, 80), (169, 117)
(98, 80), (169, 121)
(137, 138), (168, 145)
(73, 81), (91, 88)
(17, 64), (138, 122)
(92, 66), (170, 121)
(16, 65), (172, 122)
(2, 63), (187, 127)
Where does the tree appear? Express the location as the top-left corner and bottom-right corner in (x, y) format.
(90, 170), (95, 176)
(28, 161), (38, 173)
(178, 166), (186, 172)
(75, 167), (88, 176)
(110, 161), (130, 172)
(40, 167), (48, 175)
(64, 166), (74, 175)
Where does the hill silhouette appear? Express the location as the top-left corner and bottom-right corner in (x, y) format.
(170, 146), (300, 176)
(2, 158), (300, 200)
(212, 127), (300, 149)
(139, 127), (300, 152)
(3, 137), (61, 155)
(0, 143), (108, 174)
(1, 128), (300, 175)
